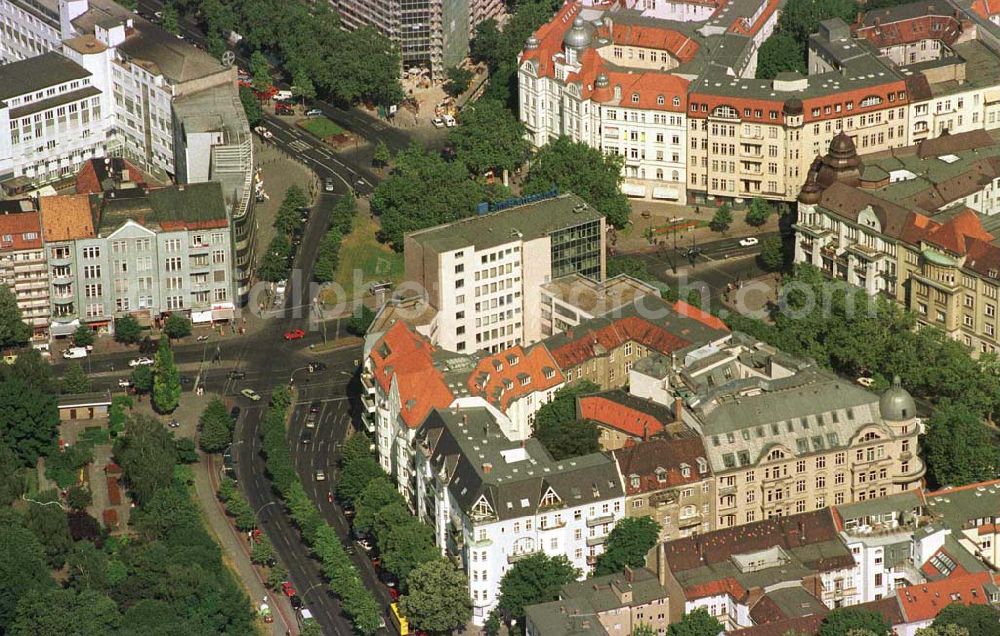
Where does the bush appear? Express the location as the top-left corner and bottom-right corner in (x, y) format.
(108, 395), (132, 437)
(45, 445), (94, 489)
(114, 316), (142, 344)
(66, 485), (92, 510)
(72, 325), (95, 348)
(174, 437), (198, 464)
(163, 315), (192, 339)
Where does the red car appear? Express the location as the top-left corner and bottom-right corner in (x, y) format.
(284, 329), (305, 340)
(275, 103), (293, 116)
(281, 581), (296, 597)
(388, 587), (400, 601)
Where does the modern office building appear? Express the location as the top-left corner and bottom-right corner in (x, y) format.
(403, 192), (607, 353)
(331, 0), (504, 79)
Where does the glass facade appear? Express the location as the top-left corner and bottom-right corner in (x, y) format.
(550, 219), (602, 281)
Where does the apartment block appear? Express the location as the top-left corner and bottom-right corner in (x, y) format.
(39, 182), (235, 336)
(331, 0), (504, 79)
(403, 193), (606, 353)
(413, 407), (626, 625)
(540, 273), (658, 338)
(0, 202), (48, 337)
(794, 130), (1000, 355)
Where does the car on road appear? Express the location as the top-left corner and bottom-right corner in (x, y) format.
(308, 361), (326, 372)
(305, 108), (322, 118)
(230, 406), (241, 421)
(300, 429), (313, 444)
(179, 375), (193, 386)
(324, 177), (335, 192)
(739, 237), (760, 247)
(129, 357), (154, 367)
(314, 469), (326, 481)
(357, 538), (374, 552)
(289, 595), (303, 611)
(284, 329), (306, 341)
(389, 587), (401, 601)
(310, 400), (321, 413)
(240, 388), (261, 401)
(227, 370), (247, 380)
(431, 117), (445, 128)
(118, 378), (133, 388)
(305, 411), (318, 428)
(281, 581), (296, 597)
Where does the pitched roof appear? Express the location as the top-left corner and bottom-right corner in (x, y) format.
(971, 0), (1000, 18)
(549, 315), (691, 369)
(684, 577), (747, 602)
(0, 210), (42, 251)
(612, 435), (710, 495)
(369, 321), (454, 428)
(672, 300), (729, 331)
(38, 194), (96, 242)
(580, 391), (676, 440)
(916, 129), (995, 159)
(599, 22), (699, 63)
(896, 572), (998, 622)
(922, 208), (994, 255)
(75, 157), (145, 195)
(466, 344), (564, 412)
(0, 52), (91, 102)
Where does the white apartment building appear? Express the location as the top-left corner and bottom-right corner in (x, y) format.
(414, 407), (626, 625)
(0, 51), (111, 185)
(403, 193), (606, 354)
(0, 0), (88, 63)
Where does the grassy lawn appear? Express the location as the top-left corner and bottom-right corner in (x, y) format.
(321, 215), (404, 304)
(298, 116), (344, 139)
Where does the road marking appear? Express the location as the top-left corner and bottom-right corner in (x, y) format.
(287, 140), (310, 152)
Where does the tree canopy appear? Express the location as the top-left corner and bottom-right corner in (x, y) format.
(933, 601), (1000, 636)
(0, 285), (30, 347)
(533, 381), (601, 460)
(152, 338), (181, 413)
(924, 400), (998, 487)
(114, 315), (143, 344)
(495, 553), (578, 630)
(114, 414), (177, 505)
(399, 559), (473, 633)
(756, 33), (806, 79)
(61, 361), (91, 394)
(0, 373), (59, 466)
(198, 397), (233, 453)
(525, 136), (631, 228)
(666, 608), (724, 636)
(594, 516), (661, 576)
(449, 99), (530, 176)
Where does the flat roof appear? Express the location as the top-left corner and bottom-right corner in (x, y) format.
(541, 273), (658, 314)
(0, 52), (91, 102)
(406, 193), (602, 253)
(925, 39), (1000, 95)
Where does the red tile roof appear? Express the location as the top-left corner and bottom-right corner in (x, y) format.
(922, 208), (994, 256)
(75, 157), (145, 195)
(897, 572), (997, 622)
(519, 1), (584, 79)
(582, 395), (669, 439)
(972, 0), (1000, 18)
(0, 210), (42, 252)
(672, 300), (729, 331)
(612, 436), (709, 494)
(39, 194), (96, 242)
(369, 321), (454, 429)
(920, 546), (970, 579)
(598, 23), (699, 63)
(684, 577), (747, 601)
(855, 14), (962, 48)
(549, 315), (691, 369)
(466, 344), (564, 412)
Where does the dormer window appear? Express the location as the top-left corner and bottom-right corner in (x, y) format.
(673, 96), (681, 107)
(680, 463), (691, 478)
(507, 354), (518, 366)
(541, 487), (560, 507)
(655, 468), (667, 483)
(632, 93), (639, 103)
(630, 474), (640, 488)
(657, 95), (665, 105)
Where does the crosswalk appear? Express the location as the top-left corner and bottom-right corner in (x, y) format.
(287, 139), (311, 153)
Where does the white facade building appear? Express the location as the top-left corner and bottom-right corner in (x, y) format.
(415, 407), (626, 625)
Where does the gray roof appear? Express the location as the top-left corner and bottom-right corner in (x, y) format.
(419, 408), (622, 522)
(926, 481), (1000, 532)
(405, 193), (602, 253)
(117, 22), (227, 84)
(835, 491), (924, 525)
(0, 52), (91, 102)
(879, 376), (916, 422)
(96, 182), (228, 233)
(10, 86), (102, 119)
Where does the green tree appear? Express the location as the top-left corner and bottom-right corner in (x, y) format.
(444, 65), (474, 98)
(161, 1), (179, 34)
(933, 602), (1000, 636)
(130, 364), (153, 394)
(533, 381), (601, 460)
(250, 49), (272, 94)
(114, 315), (142, 344)
(152, 338), (181, 413)
(496, 553), (578, 630)
(266, 562), (287, 590)
(0, 285), (30, 347)
(760, 235), (785, 271)
(331, 193), (358, 235)
(0, 517), (53, 628)
(313, 227), (342, 283)
(756, 33), (806, 79)
(918, 626), (972, 636)
(66, 484), (92, 510)
(65, 540), (109, 592)
(525, 136), (630, 228)
(174, 437), (197, 464)
(470, 18), (504, 68)
(372, 140), (391, 170)
(372, 144), (495, 250)
(62, 360), (91, 394)
(72, 324), (95, 348)
(198, 397), (233, 453)
(745, 197), (772, 227)
(0, 375), (59, 466)
(0, 445), (28, 506)
(239, 85), (263, 127)
(818, 607), (892, 636)
(380, 520), (440, 584)
(10, 586), (119, 636)
(594, 516), (661, 576)
(710, 204), (733, 233)
(607, 256), (656, 283)
(400, 559), (473, 633)
(337, 455), (387, 506)
(7, 348), (58, 393)
(667, 608), (724, 636)
(258, 234), (292, 282)
(632, 624), (658, 636)
(251, 534), (276, 565)
(326, 26), (404, 106)
(450, 99), (530, 177)
(924, 400), (998, 487)
(109, 394), (132, 437)
(778, 0), (857, 45)
(345, 304), (375, 336)
(292, 68), (317, 103)
(22, 490), (73, 568)
(113, 414), (177, 504)
(354, 477), (406, 535)
(163, 314), (192, 339)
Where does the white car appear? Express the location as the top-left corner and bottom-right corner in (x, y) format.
(443, 114), (457, 127)
(856, 377), (875, 388)
(118, 378), (133, 388)
(314, 469), (326, 482)
(129, 357), (154, 367)
(739, 237), (759, 247)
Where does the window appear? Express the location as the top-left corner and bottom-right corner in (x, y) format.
(212, 250), (226, 264)
(165, 257), (182, 272)
(82, 246), (100, 259)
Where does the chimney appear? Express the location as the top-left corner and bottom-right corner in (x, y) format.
(624, 565), (634, 583)
(674, 397), (683, 422)
(483, 462), (493, 474)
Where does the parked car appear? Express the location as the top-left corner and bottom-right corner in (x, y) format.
(240, 388), (261, 401)
(357, 538), (374, 552)
(284, 329), (306, 341)
(443, 114), (457, 127)
(129, 356), (154, 367)
(275, 102), (294, 116)
(305, 411), (318, 429)
(281, 581), (296, 597)
(289, 595), (303, 610)
(179, 375), (193, 386)
(305, 108), (322, 118)
(300, 429), (313, 444)
(308, 362), (327, 373)
(739, 237), (760, 247)
(62, 347), (89, 359)
(431, 117), (445, 128)
(227, 370), (247, 380)
(118, 378), (133, 388)
(310, 400), (321, 413)
(324, 177), (335, 192)
(314, 469), (326, 481)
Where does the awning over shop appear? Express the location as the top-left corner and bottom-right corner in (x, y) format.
(211, 303), (236, 322)
(49, 319), (80, 337)
(653, 187), (681, 200)
(191, 309), (214, 324)
(622, 183), (647, 198)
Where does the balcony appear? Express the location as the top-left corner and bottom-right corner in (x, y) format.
(892, 458), (927, 484)
(538, 519), (567, 531)
(586, 554), (599, 566)
(362, 394), (376, 415)
(360, 372), (376, 396)
(586, 535), (606, 547)
(507, 548), (540, 563)
(586, 514), (615, 528)
(360, 411), (376, 434)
